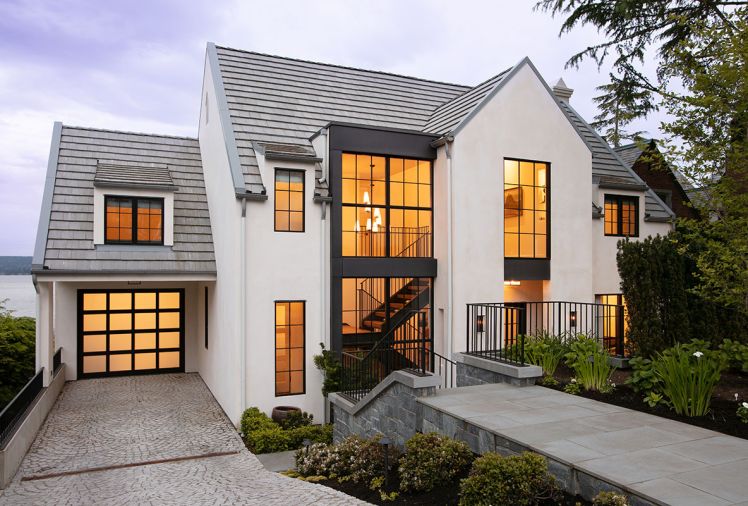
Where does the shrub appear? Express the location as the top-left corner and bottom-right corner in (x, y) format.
(398, 433), (473, 493)
(287, 424), (333, 447)
(313, 343), (342, 396)
(565, 336), (616, 392)
(738, 402), (748, 424)
(524, 332), (567, 378)
(331, 434), (396, 483)
(625, 356), (661, 394)
(0, 303), (36, 408)
(563, 379), (581, 395)
(593, 491), (629, 506)
(280, 410), (313, 430)
(459, 452), (557, 506)
(719, 339), (748, 373)
(244, 426), (292, 454)
(295, 442), (337, 476)
(653, 344), (725, 416)
(240, 407), (277, 436)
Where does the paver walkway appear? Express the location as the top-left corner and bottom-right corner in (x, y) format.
(0, 374), (363, 505)
(420, 383), (748, 506)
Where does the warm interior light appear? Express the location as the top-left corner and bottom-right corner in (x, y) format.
(503, 280), (521, 286)
(363, 191), (371, 212)
(569, 310), (577, 328)
(476, 314), (485, 333)
(538, 168), (546, 187)
(366, 218), (372, 231)
(355, 219), (361, 232)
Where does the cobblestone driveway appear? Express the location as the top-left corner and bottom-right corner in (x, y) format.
(0, 374), (363, 505)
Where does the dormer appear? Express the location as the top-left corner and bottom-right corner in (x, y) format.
(92, 161), (178, 247)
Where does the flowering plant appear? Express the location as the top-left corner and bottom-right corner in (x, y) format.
(738, 401), (748, 424)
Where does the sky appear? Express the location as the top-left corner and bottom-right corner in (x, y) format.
(0, 0), (662, 256)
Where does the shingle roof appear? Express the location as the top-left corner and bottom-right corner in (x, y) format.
(211, 45), (470, 197)
(94, 161), (177, 190)
(34, 125), (216, 274)
(614, 142), (644, 168)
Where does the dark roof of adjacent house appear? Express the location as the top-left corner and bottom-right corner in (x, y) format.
(32, 124), (216, 274)
(210, 44), (674, 222)
(614, 142), (644, 168)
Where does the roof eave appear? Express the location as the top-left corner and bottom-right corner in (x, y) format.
(32, 121), (62, 272)
(93, 181), (179, 192)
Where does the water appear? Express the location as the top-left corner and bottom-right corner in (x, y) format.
(0, 275), (36, 318)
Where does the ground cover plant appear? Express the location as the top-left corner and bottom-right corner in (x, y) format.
(524, 332), (568, 383)
(564, 336), (616, 392)
(239, 407), (331, 454)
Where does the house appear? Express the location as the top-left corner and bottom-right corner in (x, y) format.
(615, 139), (699, 219)
(31, 43), (674, 425)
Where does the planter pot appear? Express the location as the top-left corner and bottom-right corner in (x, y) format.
(272, 405), (301, 424)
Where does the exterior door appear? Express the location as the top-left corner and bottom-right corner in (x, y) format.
(78, 289), (184, 378)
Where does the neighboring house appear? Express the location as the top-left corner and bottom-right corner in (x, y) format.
(32, 44), (674, 424)
(615, 139), (699, 220)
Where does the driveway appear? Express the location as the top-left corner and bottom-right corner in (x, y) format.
(0, 374), (362, 505)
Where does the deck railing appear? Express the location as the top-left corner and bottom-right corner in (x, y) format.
(53, 347), (62, 374)
(466, 301), (626, 364)
(0, 369), (44, 446)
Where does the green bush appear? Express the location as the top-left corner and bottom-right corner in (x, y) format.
(565, 336), (616, 392)
(313, 343), (342, 396)
(0, 303), (36, 408)
(625, 356), (661, 394)
(287, 424), (333, 448)
(719, 339), (748, 373)
(398, 433), (473, 493)
(245, 426), (292, 454)
(593, 491), (629, 506)
(240, 407), (277, 436)
(280, 410), (313, 430)
(295, 442), (336, 476)
(524, 332), (567, 378)
(459, 452), (557, 506)
(653, 344), (725, 416)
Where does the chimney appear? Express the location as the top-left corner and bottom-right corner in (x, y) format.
(552, 78), (573, 103)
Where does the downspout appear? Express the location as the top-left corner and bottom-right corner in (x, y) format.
(240, 198), (247, 413)
(445, 138), (454, 359)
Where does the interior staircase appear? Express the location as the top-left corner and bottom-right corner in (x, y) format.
(360, 278), (430, 333)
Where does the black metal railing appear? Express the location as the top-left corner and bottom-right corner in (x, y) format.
(340, 309), (430, 402)
(391, 226), (431, 258)
(0, 369), (44, 446)
(466, 303), (526, 365)
(467, 301), (626, 361)
(432, 351), (456, 389)
(53, 347), (62, 374)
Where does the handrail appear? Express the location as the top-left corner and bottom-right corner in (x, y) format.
(0, 368), (44, 446)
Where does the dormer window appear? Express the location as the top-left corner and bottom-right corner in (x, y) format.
(105, 196), (164, 245)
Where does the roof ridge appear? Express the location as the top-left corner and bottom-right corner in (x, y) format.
(214, 44), (473, 91)
(62, 124), (197, 141)
(434, 66), (514, 108)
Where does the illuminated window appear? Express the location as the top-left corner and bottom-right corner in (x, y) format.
(504, 159), (548, 258)
(597, 294), (628, 355)
(341, 154), (431, 257)
(275, 169), (304, 232)
(604, 195), (638, 237)
(105, 196), (163, 244)
(275, 301), (305, 396)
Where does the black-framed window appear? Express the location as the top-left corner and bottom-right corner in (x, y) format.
(105, 196), (164, 244)
(275, 301), (305, 396)
(341, 153), (432, 257)
(275, 169), (304, 232)
(504, 158), (549, 259)
(604, 195), (639, 237)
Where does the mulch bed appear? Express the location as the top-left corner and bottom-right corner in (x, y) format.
(547, 364), (748, 439)
(319, 466), (590, 505)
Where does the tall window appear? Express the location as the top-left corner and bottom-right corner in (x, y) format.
(275, 169), (304, 232)
(604, 195), (638, 237)
(341, 153), (432, 257)
(597, 294), (628, 354)
(275, 301), (305, 396)
(504, 159), (548, 258)
(105, 196), (163, 244)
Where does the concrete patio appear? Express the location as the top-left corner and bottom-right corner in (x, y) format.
(419, 383), (748, 505)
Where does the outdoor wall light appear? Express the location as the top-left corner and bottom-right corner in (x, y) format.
(569, 310), (577, 328)
(476, 314), (485, 333)
(503, 280), (521, 286)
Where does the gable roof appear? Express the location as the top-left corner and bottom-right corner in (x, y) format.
(32, 123), (216, 274)
(209, 43), (673, 222)
(614, 142), (644, 168)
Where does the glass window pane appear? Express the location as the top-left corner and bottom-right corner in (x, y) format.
(135, 353), (156, 370)
(120, 227), (132, 241)
(404, 159), (418, 182)
(159, 312), (180, 329)
(290, 348), (304, 370)
(83, 293), (106, 311)
(109, 313), (131, 331)
(342, 179), (355, 204)
(109, 293), (131, 311)
(535, 163), (548, 188)
(159, 292), (180, 309)
(159, 331), (180, 349)
(276, 349), (289, 371)
(110, 333), (132, 351)
(342, 232), (356, 256)
(83, 314), (106, 332)
(135, 292), (156, 309)
(288, 171), (303, 192)
(290, 302), (304, 325)
(505, 233), (519, 257)
(289, 192), (303, 212)
(371, 156), (386, 181)
(83, 334), (106, 353)
(390, 182), (403, 206)
(135, 333), (156, 350)
(342, 153), (356, 179)
(276, 302), (289, 326)
(290, 325), (304, 347)
(519, 234), (534, 258)
(356, 154), (371, 181)
(135, 312), (156, 330)
(371, 180), (385, 205)
(106, 227), (120, 241)
(83, 355), (106, 373)
(404, 183), (418, 207)
(390, 158), (404, 181)
(110, 354), (131, 372)
(520, 161), (534, 185)
(289, 212), (303, 231)
(505, 214), (519, 233)
(535, 235), (547, 258)
(418, 184), (431, 208)
(275, 211), (289, 231)
(276, 327), (289, 348)
(418, 161), (431, 184)
(504, 160), (519, 186)
(159, 351), (180, 369)
(535, 211), (547, 235)
(275, 191), (289, 210)
(290, 371), (304, 393)
(276, 373), (289, 395)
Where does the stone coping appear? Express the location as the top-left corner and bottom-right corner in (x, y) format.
(455, 352), (543, 379)
(329, 370), (441, 415)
